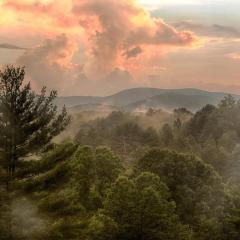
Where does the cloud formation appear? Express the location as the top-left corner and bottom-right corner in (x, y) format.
(73, 0), (197, 78)
(1, 0), (199, 95)
(17, 34), (81, 93)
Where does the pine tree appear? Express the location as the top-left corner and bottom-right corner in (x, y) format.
(0, 65), (70, 184)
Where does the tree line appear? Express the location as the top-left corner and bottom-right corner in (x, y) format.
(0, 66), (239, 240)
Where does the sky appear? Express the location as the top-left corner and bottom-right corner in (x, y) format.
(0, 0), (240, 96)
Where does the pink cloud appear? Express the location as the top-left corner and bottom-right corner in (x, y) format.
(226, 52), (240, 60)
(72, 0), (198, 77)
(1, 0), (199, 95)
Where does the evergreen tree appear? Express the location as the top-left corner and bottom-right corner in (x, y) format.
(0, 66), (70, 183)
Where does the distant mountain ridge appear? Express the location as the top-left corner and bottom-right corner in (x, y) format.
(55, 88), (240, 112)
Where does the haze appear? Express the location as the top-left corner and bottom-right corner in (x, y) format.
(0, 0), (239, 96)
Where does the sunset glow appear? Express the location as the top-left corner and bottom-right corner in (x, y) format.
(0, 0), (239, 95)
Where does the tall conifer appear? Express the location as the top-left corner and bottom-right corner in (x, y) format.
(0, 66), (70, 181)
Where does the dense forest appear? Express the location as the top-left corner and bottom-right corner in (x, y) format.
(0, 66), (240, 240)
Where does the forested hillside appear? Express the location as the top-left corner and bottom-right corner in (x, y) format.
(55, 88), (240, 113)
(0, 67), (240, 240)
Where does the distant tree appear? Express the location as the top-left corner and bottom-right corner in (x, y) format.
(114, 122), (143, 154)
(186, 104), (216, 140)
(173, 108), (192, 129)
(160, 124), (174, 147)
(146, 108), (155, 116)
(174, 118), (182, 129)
(0, 66), (70, 184)
(141, 127), (159, 147)
(218, 95), (236, 109)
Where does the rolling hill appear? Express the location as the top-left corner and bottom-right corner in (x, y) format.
(55, 88), (240, 112)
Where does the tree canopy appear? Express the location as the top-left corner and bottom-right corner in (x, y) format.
(0, 66), (240, 240)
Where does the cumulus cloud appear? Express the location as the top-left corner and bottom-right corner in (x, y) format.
(1, 0), (199, 95)
(3, 0), (76, 29)
(4, 0), (54, 13)
(17, 34), (82, 94)
(72, 0), (197, 78)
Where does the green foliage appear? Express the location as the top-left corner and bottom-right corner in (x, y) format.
(16, 143), (76, 179)
(72, 146), (96, 202)
(75, 111), (160, 160)
(160, 123), (174, 147)
(1, 92), (240, 240)
(137, 149), (227, 238)
(87, 213), (118, 240)
(95, 147), (122, 195)
(222, 208), (240, 240)
(0, 66), (70, 180)
(103, 174), (193, 240)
